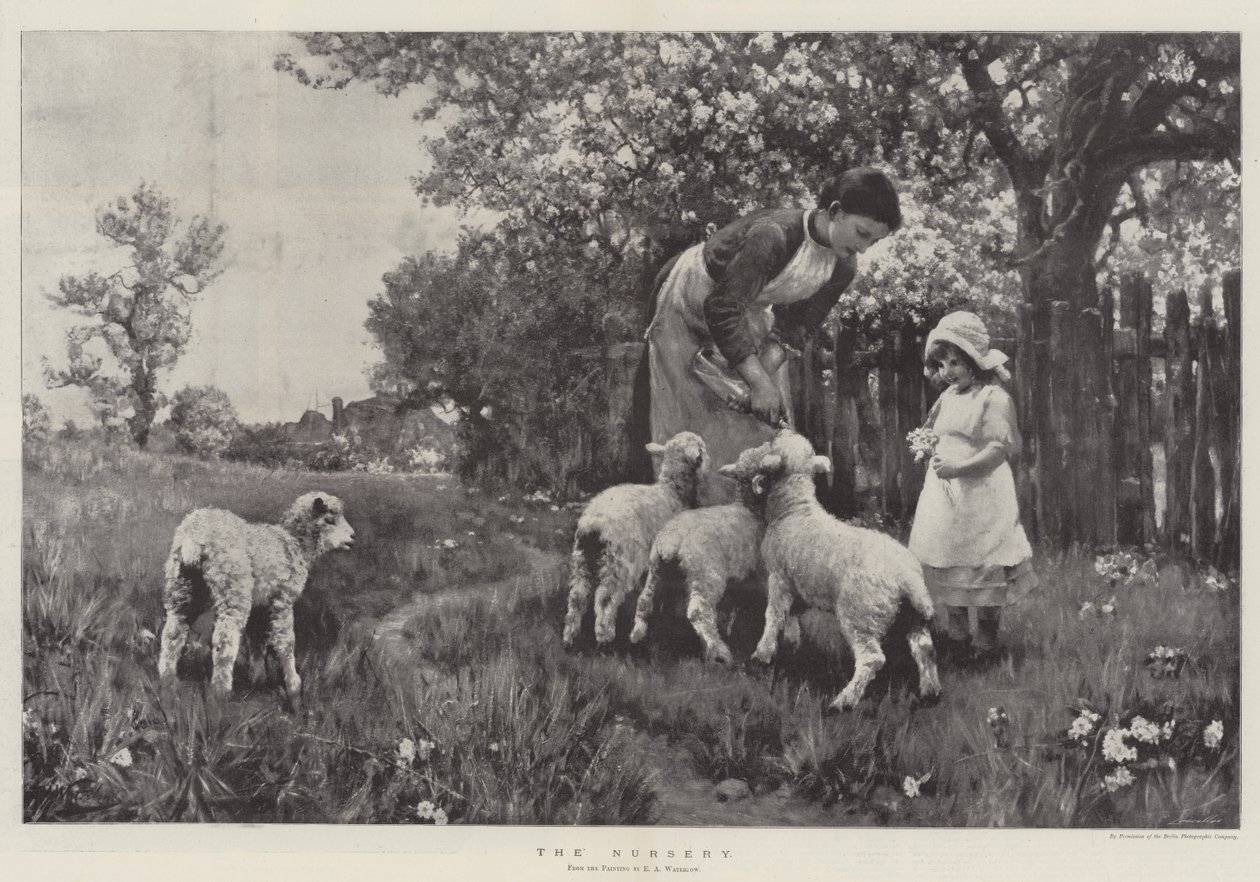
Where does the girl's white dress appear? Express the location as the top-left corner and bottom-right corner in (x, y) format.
(908, 383), (1037, 607)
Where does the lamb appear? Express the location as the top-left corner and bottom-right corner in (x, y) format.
(157, 492), (356, 707)
(628, 443), (798, 664)
(740, 430), (941, 711)
(562, 431), (708, 647)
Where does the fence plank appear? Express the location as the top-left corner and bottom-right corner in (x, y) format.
(827, 323), (862, 517)
(1216, 269), (1241, 570)
(878, 351), (900, 520)
(1191, 284), (1218, 559)
(1163, 289), (1194, 551)
(896, 318), (924, 521)
(1114, 277), (1142, 543)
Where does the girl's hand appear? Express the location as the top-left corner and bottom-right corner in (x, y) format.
(931, 455), (960, 480)
(749, 380), (785, 427)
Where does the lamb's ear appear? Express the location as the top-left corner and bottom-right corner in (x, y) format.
(810, 455), (833, 476)
(758, 453), (783, 474)
(751, 473), (768, 497)
(645, 442), (666, 456)
(717, 463), (738, 477)
(311, 496), (328, 516)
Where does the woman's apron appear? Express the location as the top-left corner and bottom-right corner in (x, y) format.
(645, 213), (837, 502)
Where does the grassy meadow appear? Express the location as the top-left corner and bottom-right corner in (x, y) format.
(22, 435), (1238, 826)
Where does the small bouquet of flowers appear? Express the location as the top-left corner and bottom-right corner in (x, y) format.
(907, 426), (954, 503)
(906, 427), (939, 463)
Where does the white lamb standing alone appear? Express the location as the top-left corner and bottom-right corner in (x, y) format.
(629, 443), (799, 664)
(740, 430), (942, 712)
(158, 492), (356, 708)
(562, 431), (708, 647)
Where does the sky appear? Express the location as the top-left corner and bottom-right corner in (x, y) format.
(22, 31), (465, 425)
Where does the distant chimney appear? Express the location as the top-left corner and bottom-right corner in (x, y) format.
(332, 397), (344, 430)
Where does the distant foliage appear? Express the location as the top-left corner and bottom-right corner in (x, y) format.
(23, 394), (52, 446)
(167, 385), (240, 459)
(43, 182), (227, 447)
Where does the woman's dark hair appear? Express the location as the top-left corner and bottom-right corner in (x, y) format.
(819, 167), (902, 231)
(926, 340), (996, 384)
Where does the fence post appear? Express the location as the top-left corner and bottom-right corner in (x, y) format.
(878, 346), (900, 521)
(1191, 283), (1218, 560)
(1163, 289), (1194, 551)
(1114, 274), (1156, 545)
(606, 340), (647, 482)
(1090, 288), (1118, 546)
(1215, 270), (1241, 570)
(896, 318), (925, 521)
(827, 322), (861, 517)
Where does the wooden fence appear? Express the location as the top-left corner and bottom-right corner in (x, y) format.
(610, 269), (1240, 569)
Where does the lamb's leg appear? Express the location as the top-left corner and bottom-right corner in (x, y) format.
(686, 570), (733, 664)
(268, 603), (302, 710)
(830, 627), (885, 712)
(629, 554), (662, 644)
(157, 613), (190, 682)
(157, 554), (193, 681)
(594, 551), (635, 645)
(209, 597), (249, 696)
(562, 539), (593, 646)
(907, 625), (941, 702)
(752, 571), (792, 664)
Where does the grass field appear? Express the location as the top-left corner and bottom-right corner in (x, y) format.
(22, 435), (1239, 826)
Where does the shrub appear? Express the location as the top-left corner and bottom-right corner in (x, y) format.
(167, 385), (240, 459)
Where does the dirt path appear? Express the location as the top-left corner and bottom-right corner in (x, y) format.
(366, 541), (848, 826)
(369, 544), (563, 659)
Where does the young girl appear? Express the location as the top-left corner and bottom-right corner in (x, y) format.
(907, 311), (1037, 662)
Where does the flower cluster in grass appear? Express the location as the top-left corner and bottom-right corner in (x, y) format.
(1144, 645), (1189, 680)
(1060, 701), (1229, 802)
(1093, 551), (1157, 588)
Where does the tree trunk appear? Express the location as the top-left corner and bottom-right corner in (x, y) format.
(128, 366), (159, 448)
(1018, 182), (1122, 548)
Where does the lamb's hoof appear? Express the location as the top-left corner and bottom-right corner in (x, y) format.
(913, 690), (943, 709)
(629, 626), (646, 645)
(825, 699), (858, 717)
(705, 648), (734, 666)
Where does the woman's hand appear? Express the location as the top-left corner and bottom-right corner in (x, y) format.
(736, 353), (786, 426)
(749, 379), (785, 427)
(930, 455), (961, 480)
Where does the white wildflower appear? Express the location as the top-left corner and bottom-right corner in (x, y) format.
(433, 807), (449, 825)
(398, 738), (417, 763)
(1102, 766), (1136, 792)
(109, 747), (133, 769)
(1203, 720), (1224, 750)
(1099, 597), (1117, 617)
(902, 771), (931, 799)
(1102, 728), (1138, 764)
(1069, 710), (1100, 742)
(1128, 716), (1162, 744)
(416, 800), (436, 820)
(1078, 602), (1096, 619)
